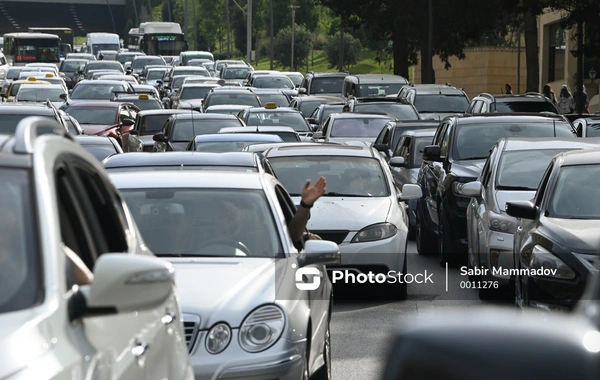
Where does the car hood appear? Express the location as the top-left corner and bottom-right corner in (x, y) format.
(178, 99), (203, 108)
(540, 218), (600, 254)
(80, 123), (116, 135)
(0, 309), (54, 379)
(451, 159), (486, 181)
(291, 196), (392, 231)
(419, 112), (462, 120)
(495, 190), (535, 212)
(168, 258), (287, 329)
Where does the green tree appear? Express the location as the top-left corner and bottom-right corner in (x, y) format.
(324, 32), (362, 71)
(273, 24), (313, 70)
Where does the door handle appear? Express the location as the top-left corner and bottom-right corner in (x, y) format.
(131, 339), (149, 358)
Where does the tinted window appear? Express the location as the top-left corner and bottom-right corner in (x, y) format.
(66, 107), (116, 125)
(298, 100), (325, 116)
(586, 123), (600, 137)
(70, 83), (127, 100)
(496, 149), (568, 190)
(273, 132), (300, 142)
(453, 122), (575, 160)
(353, 103), (420, 120)
(330, 118), (390, 138)
(412, 137), (434, 168)
(246, 111), (309, 132)
(139, 115), (171, 134)
(6, 68), (23, 79)
(549, 165), (600, 219)
(82, 144), (118, 161)
(414, 94), (470, 113)
(86, 62), (123, 73)
(61, 60), (88, 72)
(133, 57), (165, 69)
(309, 77), (344, 94)
(172, 119), (241, 141)
(253, 76), (294, 89)
(0, 169), (41, 313)
(120, 189), (282, 257)
(147, 69), (168, 80)
(0, 114), (55, 134)
(180, 87), (213, 100)
(17, 87), (65, 102)
(206, 93), (260, 107)
(494, 101), (557, 113)
(270, 156), (389, 197)
(359, 83), (404, 96)
(129, 99), (162, 110)
(222, 67), (251, 79)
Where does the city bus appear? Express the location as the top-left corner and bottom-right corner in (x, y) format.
(137, 22), (187, 56)
(127, 28), (142, 52)
(28, 27), (73, 57)
(2, 33), (61, 66)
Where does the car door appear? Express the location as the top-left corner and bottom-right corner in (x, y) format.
(154, 118), (170, 152)
(421, 122), (449, 228)
(396, 136), (413, 187)
(470, 148), (494, 263)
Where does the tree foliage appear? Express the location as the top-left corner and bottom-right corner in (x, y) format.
(324, 32), (362, 70)
(273, 24), (313, 70)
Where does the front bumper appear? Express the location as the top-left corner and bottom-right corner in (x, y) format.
(521, 274), (586, 312)
(190, 331), (305, 380)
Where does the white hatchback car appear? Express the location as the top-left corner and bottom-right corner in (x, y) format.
(265, 144), (423, 299)
(0, 117), (193, 380)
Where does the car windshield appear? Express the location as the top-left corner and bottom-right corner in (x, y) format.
(412, 137), (434, 168)
(120, 188), (283, 257)
(206, 93), (260, 107)
(253, 76), (294, 89)
(585, 123), (600, 137)
(86, 62), (123, 73)
(17, 87), (65, 102)
(285, 73), (303, 86)
(82, 144), (117, 161)
(359, 84), (404, 96)
(66, 107), (116, 124)
(138, 114), (171, 134)
(147, 70), (167, 80)
(171, 120), (240, 141)
(255, 94), (289, 107)
(330, 118), (391, 138)
(494, 101), (557, 113)
(222, 67), (251, 79)
(246, 111), (310, 132)
(180, 87), (213, 100)
(133, 57), (165, 69)
(129, 99), (162, 110)
(414, 94), (470, 113)
(496, 149), (567, 190)
(453, 122), (575, 160)
(195, 141), (263, 152)
(0, 169), (41, 314)
(61, 60), (87, 72)
(70, 83), (127, 100)
(269, 156), (390, 197)
(313, 105), (345, 124)
(549, 165), (600, 219)
(353, 103), (420, 120)
(174, 69), (209, 77)
(310, 77), (344, 94)
(0, 114), (56, 134)
(6, 68), (24, 80)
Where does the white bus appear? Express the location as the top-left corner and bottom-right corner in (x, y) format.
(2, 33), (61, 66)
(137, 22), (187, 56)
(85, 32), (120, 57)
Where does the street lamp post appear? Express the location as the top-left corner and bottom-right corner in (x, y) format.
(289, 5), (299, 71)
(247, 0), (252, 64)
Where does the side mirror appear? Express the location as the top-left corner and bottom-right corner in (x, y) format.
(77, 69), (84, 74)
(126, 70), (132, 75)
(423, 145), (442, 162)
(389, 156), (406, 168)
(373, 143), (388, 153)
(311, 132), (323, 140)
(153, 132), (167, 142)
(300, 240), (340, 266)
(298, 87), (307, 94)
(458, 181), (482, 197)
(306, 118), (317, 125)
(310, 125), (319, 133)
(399, 184), (422, 201)
(71, 253), (174, 320)
(156, 80), (162, 86)
(505, 200), (537, 220)
(120, 118), (135, 127)
(59, 93), (67, 100)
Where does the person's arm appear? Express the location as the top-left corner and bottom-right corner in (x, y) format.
(63, 245), (94, 286)
(288, 177), (326, 245)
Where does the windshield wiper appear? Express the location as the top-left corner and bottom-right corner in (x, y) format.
(324, 191), (370, 197)
(496, 185), (535, 191)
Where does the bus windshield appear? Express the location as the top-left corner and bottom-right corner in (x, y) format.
(12, 38), (60, 63)
(143, 35), (186, 56)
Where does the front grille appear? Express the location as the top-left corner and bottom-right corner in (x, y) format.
(181, 314), (201, 353)
(311, 230), (348, 244)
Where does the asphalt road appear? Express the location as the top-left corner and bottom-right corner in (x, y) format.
(330, 241), (514, 380)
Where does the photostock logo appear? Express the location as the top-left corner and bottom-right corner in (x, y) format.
(293, 263), (321, 291)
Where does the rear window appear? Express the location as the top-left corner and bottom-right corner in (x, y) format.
(0, 114), (56, 134)
(82, 144), (118, 161)
(171, 119), (242, 142)
(414, 94), (469, 113)
(205, 93), (260, 108)
(494, 101), (557, 113)
(586, 123), (600, 137)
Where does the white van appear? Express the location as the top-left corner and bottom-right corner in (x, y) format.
(85, 32), (120, 57)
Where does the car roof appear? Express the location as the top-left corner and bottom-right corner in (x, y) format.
(500, 137), (600, 152)
(138, 109), (198, 116)
(408, 84), (466, 95)
(244, 141), (339, 151)
(74, 135), (116, 145)
(181, 83), (221, 88)
(297, 95), (345, 102)
(103, 151), (260, 169)
(172, 113), (240, 120)
(16, 84), (63, 89)
(556, 148), (600, 166)
(0, 104), (56, 114)
(264, 143), (377, 158)
(349, 74), (408, 83)
(400, 128), (438, 137)
(455, 113), (568, 123)
(193, 133), (283, 142)
(12, 79), (51, 84)
(76, 80), (129, 85)
(109, 170), (265, 190)
(220, 126), (296, 133)
(249, 88), (287, 94)
(65, 101), (129, 108)
(208, 89), (256, 95)
(331, 112), (396, 119)
(483, 94), (550, 102)
(394, 120), (440, 127)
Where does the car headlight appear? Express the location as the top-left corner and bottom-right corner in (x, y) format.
(351, 222), (397, 243)
(522, 245), (576, 280)
(484, 211), (517, 234)
(206, 323), (231, 354)
(239, 305), (285, 353)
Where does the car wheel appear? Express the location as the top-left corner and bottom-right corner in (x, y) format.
(416, 203), (437, 255)
(437, 208), (457, 267)
(312, 326), (331, 380)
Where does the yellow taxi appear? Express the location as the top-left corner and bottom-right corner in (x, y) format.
(4, 77), (51, 102)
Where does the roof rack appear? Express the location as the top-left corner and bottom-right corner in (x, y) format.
(13, 116), (72, 154)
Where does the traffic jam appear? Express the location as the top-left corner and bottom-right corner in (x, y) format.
(1, 21), (599, 380)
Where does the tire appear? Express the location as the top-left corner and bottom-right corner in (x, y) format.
(437, 208), (457, 267)
(311, 326), (331, 380)
(416, 203), (437, 255)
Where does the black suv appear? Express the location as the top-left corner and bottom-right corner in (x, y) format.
(416, 113), (576, 264)
(466, 93), (559, 114)
(397, 84), (470, 120)
(298, 71), (348, 97)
